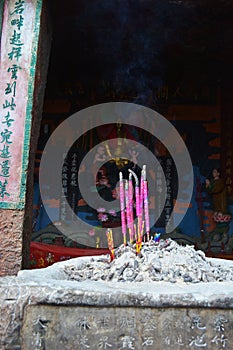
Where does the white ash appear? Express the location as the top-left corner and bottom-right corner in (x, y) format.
(64, 239), (233, 283)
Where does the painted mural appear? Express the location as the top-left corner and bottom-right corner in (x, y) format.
(32, 94), (233, 255)
(31, 0), (233, 260)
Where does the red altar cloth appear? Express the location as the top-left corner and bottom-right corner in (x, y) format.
(30, 241), (109, 269)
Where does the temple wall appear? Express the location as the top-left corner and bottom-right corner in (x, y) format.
(0, 0), (51, 276)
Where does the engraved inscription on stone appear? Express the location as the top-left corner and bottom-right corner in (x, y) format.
(22, 305), (233, 350)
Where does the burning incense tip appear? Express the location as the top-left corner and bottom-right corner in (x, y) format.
(128, 169), (139, 186)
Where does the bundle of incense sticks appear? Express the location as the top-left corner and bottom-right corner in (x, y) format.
(118, 165), (150, 251)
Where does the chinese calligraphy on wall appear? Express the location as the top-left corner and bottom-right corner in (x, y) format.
(0, 0), (40, 208)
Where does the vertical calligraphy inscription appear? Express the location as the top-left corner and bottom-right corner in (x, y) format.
(31, 316), (50, 350)
(211, 315), (229, 349)
(60, 155), (69, 221)
(0, 0), (38, 207)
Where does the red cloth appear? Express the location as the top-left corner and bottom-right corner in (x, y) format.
(30, 241), (109, 269)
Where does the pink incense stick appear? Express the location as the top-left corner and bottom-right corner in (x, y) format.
(140, 168), (144, 216)
(125, 180), (130, 227)
(143, 166), (150, 238)
(129, 169), (142, 243)
(125, 179), (133, 242)
(119, 172), (127, 244)
(129, 169), (140, 217)
(138, 167), (145, 238)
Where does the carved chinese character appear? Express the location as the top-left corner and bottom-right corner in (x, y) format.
(5, 81), (16, 97)
(2, 111), (15, 127)
(0, 145), (11, 159)
(32, 316), (50, 350)
(1, 129), (13, 144)
(0, 179), (10, 198)
(118, 316), (135, 329)
(190, 316), (206, 330)
(72, 153), (78, 160)
(10, 0), (25, 15)
(214, 315), (228, 333)
(7, 64), (22, 80)
(78, 334), (90, 349)
(162, 319), (173, 330)
(9, 30), (23, 47)
(141, 315), (156, 331)
(211, 334), (228, 348)
(175, 334), (184, 346)
(97, 316), (111, 328)
(76, 317), (91, 332)
(11, 15), (24, 30)
(163, 336), (171, 345)
(3, 98), (16, 110)
(189, 334), (207, 347)
(0, 160), (10, 177)
(142, 336), (154, 347)
(98, 336), (113, 349)
(62, 179), (68, 187)
(119, 335), (135, 349)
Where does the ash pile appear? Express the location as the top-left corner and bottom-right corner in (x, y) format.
(64, 239), (233, 283)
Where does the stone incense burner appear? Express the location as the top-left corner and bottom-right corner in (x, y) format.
(1, 239), (233, 349)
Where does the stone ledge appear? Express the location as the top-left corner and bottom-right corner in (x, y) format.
(1, 255), (233, 349)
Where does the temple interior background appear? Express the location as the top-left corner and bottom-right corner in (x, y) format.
(30, 0), (233, 267)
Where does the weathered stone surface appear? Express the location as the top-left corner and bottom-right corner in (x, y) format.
(22, 305), (233, 350)
(0, 210), (24, 276)
(1, 253), (233, 349)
